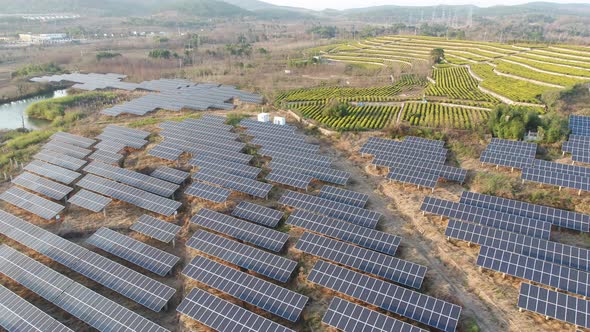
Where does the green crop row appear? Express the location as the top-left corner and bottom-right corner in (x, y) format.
(425, 66), (499, 102)
(503, 56), (590, 78)
(401, 102), (490, 130)
(494, 61), (586, 87)
(471, 64), (548, 104)
(294, 104), (401, 131)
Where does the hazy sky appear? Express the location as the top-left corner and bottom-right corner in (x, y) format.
(265, 0), (590, 10)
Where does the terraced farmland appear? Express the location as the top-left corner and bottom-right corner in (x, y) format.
(425, 66), (499, 102)
(401, 102), (490, 129)
(293, 103), (402, 131)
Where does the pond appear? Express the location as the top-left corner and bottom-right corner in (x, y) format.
(0, 89), (68, 130)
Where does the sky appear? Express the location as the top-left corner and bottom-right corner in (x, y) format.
(264, 0), (590, 10)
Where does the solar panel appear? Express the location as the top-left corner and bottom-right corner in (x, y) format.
(489, 138), (537, 156)
(87, 149), (123, 165)
(68, 189), (111, 212)
(186, 230), (296, 282)
(86, 227), (180, 276)
(104, 125), (150, 139)
(246, 129), (306, 144)
(478, 246), (590, 297)
(0, 245), (169, 332)
(518, 283), (590, 329)
(150, 167), (190, 184)
(130, 214), (181, 243)
(480, 150), (534, 169)
(94, 140), (126, 153)
(445, 219), (590, 272)
(388, 167), (440, 189)
(286, 209), (400, 255)
(190, 208), (289, 252)
(484, 143), (537, 158)
(84, 161), (180, 197)
(34, 150), (86, 171)
(460, 191), (590, 232)
(532, 159), (590, 178)
(361, 137), (447, 158)
(182, 256), (308, 322)
(192, 168), (272, 198)
(164, 139), (253, 165)
(0, 187), (64, 220)
(185, 182), (231, 203)
(421, 196), (552, 239)
(308, 260), (461, 332)
(278, 190), (381, 229)
(522, 167), (590, 193)
(440, 165), (468, 183)
(372, 152), (447, 168)
(250, 137), (319, 154)
(259, 146), (332, 167)
(573, 152), (590, 164)
(24, 160), (81, 185)
(297, 232), (426, 288)
(51, 132), (96, 148)
(323, 297), (427, 332)
(269, 159), (350, 185)
(44, 140), (92, 159)
(77, 174), (181, 216)
(405, 135), (446, 148)
(161, 129), (244, 152)
(96, 132), (147, 149)
(231, 201), (284, 228)
(0, 284), (74, 332)
(189, 154), (261, 179)
(12, 172), (73, 200)
(177, 288), (294, 332)
(148, 142), (183, 161)
(266, 169), (313, 190)
(318, 186), (368, 209)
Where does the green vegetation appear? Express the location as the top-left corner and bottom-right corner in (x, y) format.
(307, 26), (338, 39)
(473, 172), (517, 197)
(293, 103), (401, 131)
(471, 64), (547, 104)
(225, 35), (253, 57)
(12, 63), (62, 78)
(487, 104), (567, 142)
(26, 91), (119, 121)
(402, 102), (490, 130)
(96, 51), (122, 61)
(431, 48), (445, 64)
(322, 100), (349, 118)
(426, 67), (498, 102)
(494, 61), (585, 87)
(225, 113), (250, 126)
(148, 49), (173, 59)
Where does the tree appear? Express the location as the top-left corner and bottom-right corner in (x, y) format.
(431, 48), (445, 64)
(148, 49), (171, 59)
(322, 100), (349, 118)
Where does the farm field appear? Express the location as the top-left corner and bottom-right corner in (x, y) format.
(401, 102), (490, 129)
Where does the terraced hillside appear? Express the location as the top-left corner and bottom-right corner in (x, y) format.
(315, 35), (590, 106)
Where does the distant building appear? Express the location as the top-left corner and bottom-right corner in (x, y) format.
(18, 33), (69, 44)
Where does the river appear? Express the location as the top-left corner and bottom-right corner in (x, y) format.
(0, 89), (68, 130)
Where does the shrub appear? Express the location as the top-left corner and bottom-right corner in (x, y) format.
(12, 63), (62, 78)
(96, 51), (121, 60)
(26, 91), (118, 120)
(149, 49), (172, 59)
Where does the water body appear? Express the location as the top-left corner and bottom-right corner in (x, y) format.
(0, 89), (67, 130)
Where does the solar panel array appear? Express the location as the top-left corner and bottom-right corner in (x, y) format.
(360, 136), (466, 188)
(518, 283), (590, 329)
(182, 256), (308, 322)
(563, 137), (590, 164)
(269, 159), (350, 185)
(24, 160), (81, 185)
(192, 168), (272, 198)
(0, 245), (169, 332)
(478, 246), (590, 298)
(68, 189), (112, 212)
(34, 150), (86, 171)
(286, 209), (400, 255)
(0, 187), (64, 219)
(460, 191), (590, 232)
(189, 154), (261, 179)
(445, 219), (590, 272)
(322, 297), (427, 332)
(522, 159), (590, 193)
(104, 125), (150, 139)
(190, 208), (289, 252)
(0, 210), (175, 312)
(12, 171), (73, 200)
(96, 132), (148, 149)
(0, 284), (74, 332)
(150, 166), (190, 184)
(184, 182), (231, 203)
(77, 174), (181, 216)
(259, 146), (332, 167)
(279, 190), (381, 229)
(421, 196), (552, 239)
(51, 131), (96, 148)
(86, 227), (180, 276)
(44, 140), (92, 159)
(297, 232), (426, 288)
(187, 230), (296, 282)
(94, 140), (126, 153)
(480, 138), (537, 169)
(266, 169), (314, 190)
(148, 142), (183, 161)
(130, 214), (181, 243)
(570, 115), (590, 137)
(308, 260), (462, 332)
(231, 201), (284, 227)
(177, 288), (294, 332)
(87, 149), (123, 165)
(251, 136), (319, 154)
(84, 161), (180, 197)
(318, 185), (369, 208)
